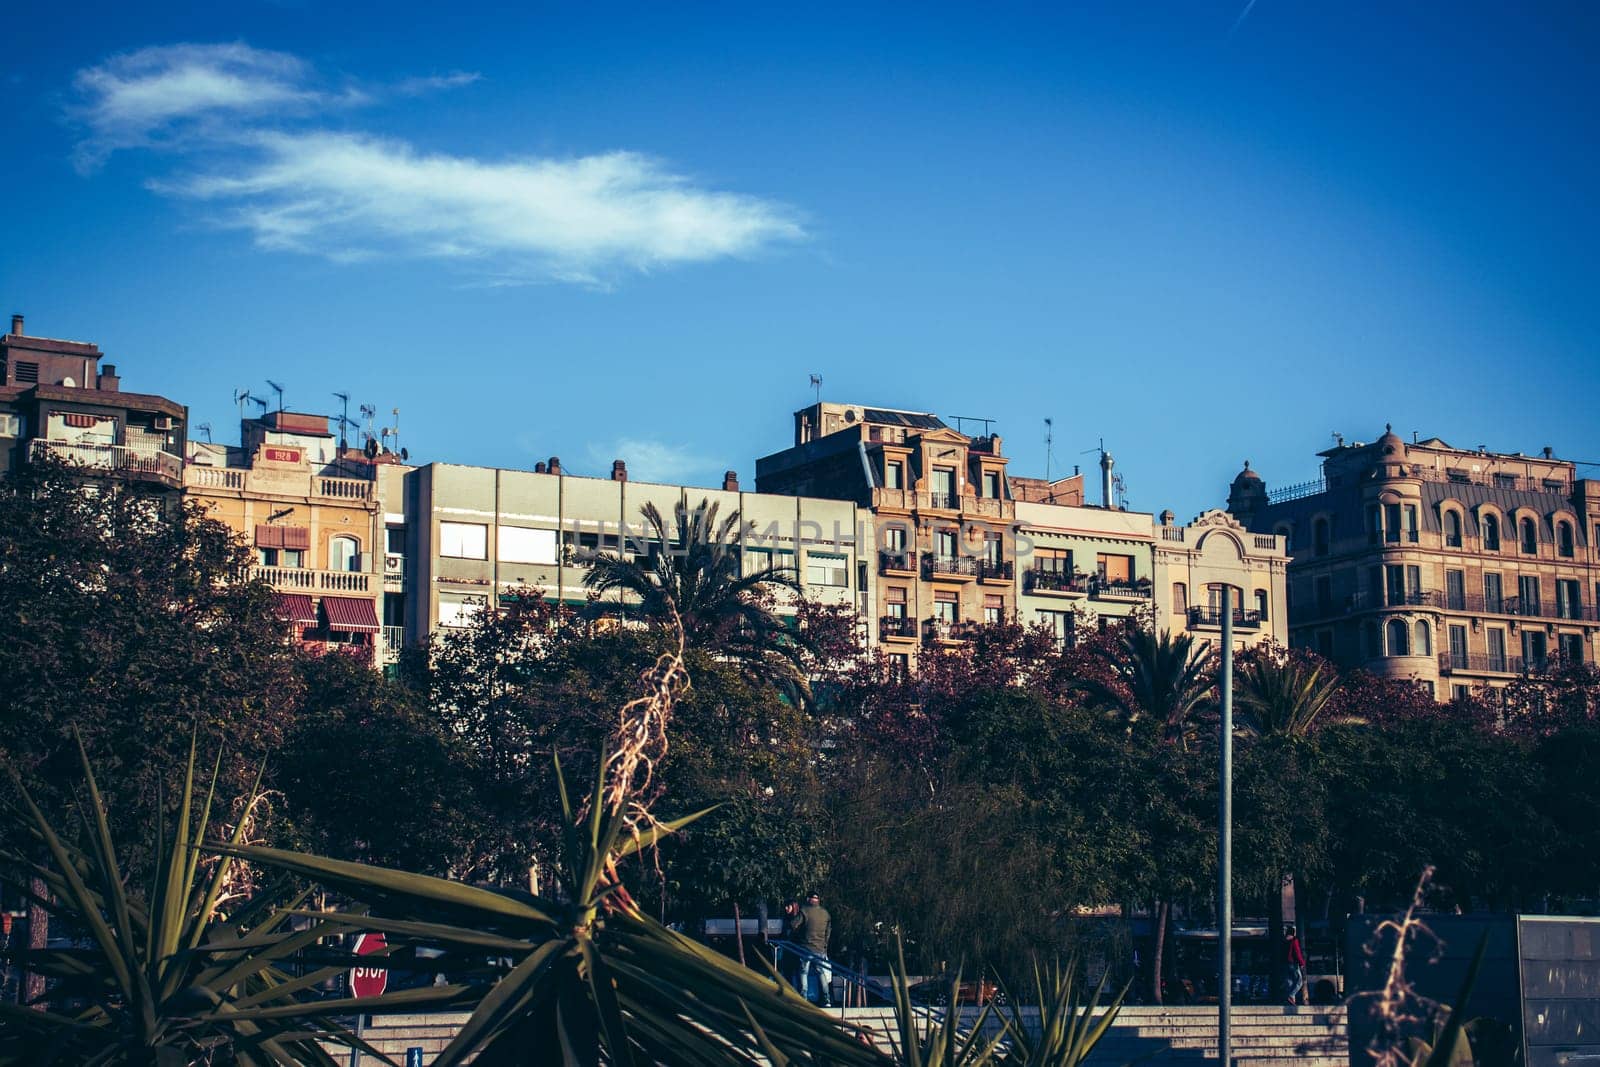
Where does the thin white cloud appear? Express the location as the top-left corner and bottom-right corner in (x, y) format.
(585, 438), (718, 486)
(71, 43), (338, 167)
(156, 130), (804, 283)
(70, 43), (802, 284)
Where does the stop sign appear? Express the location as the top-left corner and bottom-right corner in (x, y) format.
(350, 932), (388, 998)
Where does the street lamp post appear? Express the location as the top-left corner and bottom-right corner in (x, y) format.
(1218, 586), (1234, 1066)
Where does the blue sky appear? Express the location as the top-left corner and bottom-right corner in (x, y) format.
(3, 3), (1597, 518)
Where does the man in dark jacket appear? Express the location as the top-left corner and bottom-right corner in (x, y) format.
(798, 892), (834, 1007)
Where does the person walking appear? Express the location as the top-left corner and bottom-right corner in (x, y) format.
(1283, 924), (1307, 1006)
(799, 891), (834, 1007)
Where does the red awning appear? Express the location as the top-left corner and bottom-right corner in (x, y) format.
(321, 596), (380, 634)
(272, 593), (317, 625)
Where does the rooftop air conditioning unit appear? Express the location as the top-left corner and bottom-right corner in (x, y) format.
(153, 416), (174, 431)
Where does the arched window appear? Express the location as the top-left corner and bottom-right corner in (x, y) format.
(1414, 620), (1431, 656)
(330, 535), (361, 572)
(1558, 521), (1575, 558)
(1313, 517), (1330, 557)
(1386, 619), (1410, 656)
(1444, 510), (1462, 548)
(1363, 621), (1381, 660)
(1520, 517), (1538, 554)
(1483, 513), (1500, 551)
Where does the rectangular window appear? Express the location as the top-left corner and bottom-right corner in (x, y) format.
(1559, 633), (1584, 664)
(386, 526), (406, 554)
(884, 460), (903, 489)
(1523, 629), (1548, 671)
(1484, 573), (1503, 613)
(1487, 628), (1507, 672)
(438, 596), (486, 629)
(883, 525), (908, 552)
(1405, 505), (1419, 543)
(1454, 685), (1471, 703)
(1173, 582), (1188, 615)
(983, 593), (1003, 625)
(982, 471), (1000, 498)
(1557, 578), (1582, 620)
(805, 551), (849, 587)
(983, 532), (1003, 566)
(1097, 553), (1133, 583)
(935, 528), (958, 559)
(1518, 575), (1542, 615)
(0, 413), (18, 436)
(1035, 547), (1072, 574)
(1038, 610), (1075, 648)
(1406, 565), (1421, 598)
(885, 587), (907, 619)
(1384, 503), (1402, 543)
(1446, 569), (1465, 611)
(1448, 624), (1468, 670)
(934, 591), (958, 624)
(1367, 506), (1382, 546)
(498, 526), (558, 565)
(1385, 565), (1405, 606)
(14, 361), (38, 384)
(439, 521), (488, 559)
(887, 653), (910, 681)
(931, 467), (956, 507)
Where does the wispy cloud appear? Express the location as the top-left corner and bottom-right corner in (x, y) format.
(584, 438), (720, 486)
(68, 43), (802, 284)
(157, 131), (804, 282)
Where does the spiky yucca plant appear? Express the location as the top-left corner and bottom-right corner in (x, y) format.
(0, 732), (458, 1067)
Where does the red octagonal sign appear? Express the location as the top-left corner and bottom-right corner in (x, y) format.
(350, 932), (388, 998)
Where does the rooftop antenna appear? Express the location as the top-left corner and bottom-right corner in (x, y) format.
(359, 403), (376, 441)
(809, 374), (823, 404)
(233, 389), (255, 423)
(1331, 431), (1345, 448)
(1044, 417), (1055, 482)
(265, 380), (285, 414)
(197, 422), (212, 443)
(332, 392), (350, 452)
(391, 407), (401, 457)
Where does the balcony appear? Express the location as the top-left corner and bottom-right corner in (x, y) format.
(183, 464), (375, 503)
(1438, 652), (1526, 676)
(922, 491), (959, 511)
(1187, 607), (1263, 631)
(30, 439), (182, 487)
(977, 559), (1013, 583)
(880, 615), (918, 641)
(1290, 588), (1451, 623)
(879, 549), (917, 575)
(382, 625), (405, 661)
(1025, 568), (1090, 596)
(923, 553), (979, 580)
(1092, 578), (1153, 601)
(250, 566), (373, 593)
(384, 553), (405, 582)
(923, 618), (973, 645)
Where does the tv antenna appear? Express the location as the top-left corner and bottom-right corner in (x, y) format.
(265, 380), (285, 414)
(233, 389), (255, 422)
(1044, 417), (1055, 482)
(809, 374), (823, 403)
(390, 407), (401, 457)
(247, 395), (267, 416)
(197, 422), (212, 443)
(332, 392), (351, 452)
(359, 403), (377, 441)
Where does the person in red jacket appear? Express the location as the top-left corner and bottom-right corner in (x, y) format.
(1284, 925), (1308, 1005)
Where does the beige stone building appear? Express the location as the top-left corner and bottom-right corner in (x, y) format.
(1153, 508), (1289, 650)
(185, 412), (383, 666)
(1228, 428), (1600, 700)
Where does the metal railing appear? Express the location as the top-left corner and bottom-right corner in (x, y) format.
(924, 491), (958, 511)
(1268, 477), (1327, 503)
(1188, 607), (1263, 630)
(767, 941), (895, 1010)
(879, 615), (918, 640)
(1024, 568), (1090, 595)
(250, 566), (372, 593)
(1439, 652), (1527, 675)
(923, 553), (979, 578)
(923, 618), (973, 643)
(381, 626), (405, 658)
(879, 549), (917, 573)
(977, 559), (1013, 582)
(1093, 578), (1153, 600)
(31, 439), (183, 484)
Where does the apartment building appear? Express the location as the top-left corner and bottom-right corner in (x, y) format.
(185, 412), (384, 666)
(386, 458), (863, 653)
(1153, 507), (1289, 649)
(1, 314), (186, 493)
(755, 402), (1016, 674)
(1228, 427), (1600, 699)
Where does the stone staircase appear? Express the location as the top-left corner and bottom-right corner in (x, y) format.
(333, 1003), (1348, 1065)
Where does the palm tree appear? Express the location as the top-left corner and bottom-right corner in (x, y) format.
(1234, 646), (1356, 1002)
(1081, 627), (1215, 749)
(1079, 626), (1215, 1005)
(583, 498), (813, 697)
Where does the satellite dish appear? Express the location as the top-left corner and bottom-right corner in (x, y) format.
(400, 447), (409, 462)
(364, 438), (378, 459)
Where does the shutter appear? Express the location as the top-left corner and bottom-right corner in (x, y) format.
(255, 524), (284, 548)
(282, 526), (310, 551)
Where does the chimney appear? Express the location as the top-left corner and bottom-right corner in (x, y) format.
(534, 461), (548, 474)
(1100, 449), (1115, 509)
(1160, 509), (1175, 526)
(9, 314), (21, 336)
(1543, 446), (1554, 459)
(611, 459), (627, 482)
(97, 363), (120, 392)
(722, 470), (739, 492)
(990, 433), (1002, 454)
(548, 456), (562, 475)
